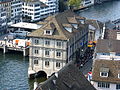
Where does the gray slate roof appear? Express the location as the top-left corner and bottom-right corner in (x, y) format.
(28, 10), (87, 40)
(92, 60), (120, 84)
(104, 30), (120, 40)
(96, 39), (120, 53)
(36, 61), (96, 90)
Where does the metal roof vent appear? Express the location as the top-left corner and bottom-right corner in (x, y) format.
(55, 72), (58, 78)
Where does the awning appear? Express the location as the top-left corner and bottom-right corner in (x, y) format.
(88, 45), (93, 47)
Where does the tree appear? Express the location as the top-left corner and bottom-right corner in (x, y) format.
(68, 0), (82, 9)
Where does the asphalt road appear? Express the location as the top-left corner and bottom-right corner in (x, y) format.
(80, 58), (93, 75)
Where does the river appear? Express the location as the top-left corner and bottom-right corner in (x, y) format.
(78, 0), (120, 22)
(0, 50), (45, 90)
(1, 0), (120, 90)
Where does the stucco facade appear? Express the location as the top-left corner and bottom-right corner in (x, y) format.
(29, 38), (67, 77)
(28, 10), (89, 78)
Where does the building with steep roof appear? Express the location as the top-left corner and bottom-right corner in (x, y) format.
(94, 39), (120, 60)
(92, 59), (120, 90)
(28, 10), (89, 78)
(36, 61), (96, 90)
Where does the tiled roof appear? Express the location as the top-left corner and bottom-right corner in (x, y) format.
(104, 30), (120, 40)
(92, 60), (120, 84)
(28, 10), (88, 40)
(67, 17), (78, 24)
(85, 19), (103, 30)
(36, 61), (96, 90)
(96, 39), (120, 53)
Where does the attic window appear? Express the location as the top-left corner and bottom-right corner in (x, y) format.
(118, 74), (120, 78)
(44, 30), (53, 35)
(46, 30), (50, 34)
(100, 72), (108, 77)
(100, 67), (109, 77)
(72, 24), (78, 29)
(64, 27), (72, 32)
(117, 32), (120, 40)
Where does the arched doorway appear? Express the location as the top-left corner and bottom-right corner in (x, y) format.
(36, 71), (47, 78)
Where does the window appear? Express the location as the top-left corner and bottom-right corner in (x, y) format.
(46, 30), (50, 34)
(45, 40), (50, 45)
(56, 62), (60, 68)
(100, 72), (108, 77)
(102, 53), (110, 55)
(45, 61), (49, 67)
(57, 41), (61, 47)
(34, 49), (39, 54)
(34, 60), (38, 65)
(35, 4), (39, 7)
(116, 53), (120, 56)
(35, 12), (39, 15)
(45, 50), (50, 56)
(35, 39), (39, 45)
(98, 82), (110, 88)
(56, 51), (61, 57)
(72, 24), (78, 29)
(64, 27), (72, 32)
(118, 74), (120, 78)
(116, 84), (120, 89)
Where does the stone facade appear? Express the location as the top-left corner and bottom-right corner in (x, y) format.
(28, 10), (89, 78)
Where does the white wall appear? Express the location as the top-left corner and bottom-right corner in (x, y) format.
(92, 81), (118, 90)
(29, 37), (67, 77)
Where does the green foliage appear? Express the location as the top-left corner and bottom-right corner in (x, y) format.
(68, 0), (82, 8)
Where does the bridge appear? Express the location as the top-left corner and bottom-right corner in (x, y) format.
(0, 35), (29, 56)
(0, 44), (29, 56)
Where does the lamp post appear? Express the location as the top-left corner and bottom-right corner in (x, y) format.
(4, 36), (7, 45)
(3, 36), (8, 53)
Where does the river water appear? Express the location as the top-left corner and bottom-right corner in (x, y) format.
(78, 0), (120, 22)
(1, 1), (120, 90)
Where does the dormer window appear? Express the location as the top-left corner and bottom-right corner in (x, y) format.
(118, 74), (120, 78)
(44, 30), (53, 35)
(100, 67), (109, 77)
(64, 27), (72, 32)
(46, 30), (50, 34)
(72, 24), (78, 29)
(100, 72), (108, 77)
